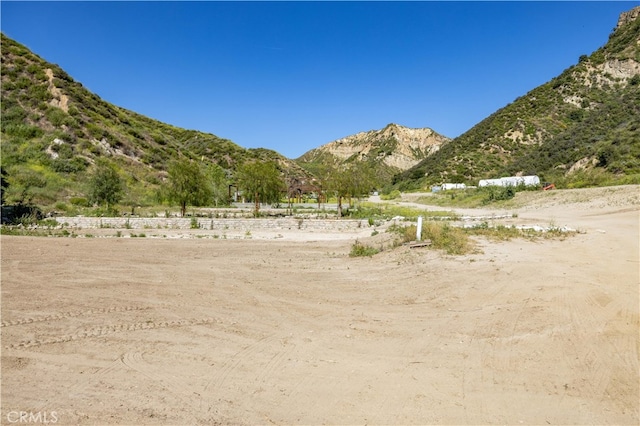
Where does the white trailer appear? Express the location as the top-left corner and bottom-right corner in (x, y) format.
(441, 183), (467, 190)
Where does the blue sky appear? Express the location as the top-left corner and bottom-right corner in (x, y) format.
(2, 1), (638, 158)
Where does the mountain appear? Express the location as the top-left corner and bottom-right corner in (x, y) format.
(0, 33), (309, 209)
(295, 123), (450, 185)
(393, 6), (640, 190)
(3, 6), (639, 212)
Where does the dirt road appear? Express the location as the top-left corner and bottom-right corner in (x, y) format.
(1, 186), (638, 425)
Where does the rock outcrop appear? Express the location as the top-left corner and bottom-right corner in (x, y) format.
(616, 6), (640, 30)
(299, 123), (450, 171)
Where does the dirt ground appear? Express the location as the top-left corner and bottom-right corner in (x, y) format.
(1, 185), (639, 425)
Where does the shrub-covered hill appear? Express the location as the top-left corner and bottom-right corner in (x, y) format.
(393, 6), (640, 190)
(0, 33), (309, 210)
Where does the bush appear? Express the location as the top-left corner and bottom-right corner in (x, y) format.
(349, 240), (380, 257)
(561, 168), (613, 188)
(380, 189), (401, 200)
(465, 222), (523, 241)
(70, 197), (89, 207)
(3, 123), (43, 139)
(388, 221), (472, 255)
(190, 216), (199, 229)
(387, 223), (419, 244)
(482, 185), (517, 204)
(421, 222), (471, 255)
(2, 104), (28, 126)
(51, 157), (89, 173)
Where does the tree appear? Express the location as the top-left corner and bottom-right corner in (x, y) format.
(324, 163), (376, 217)
(165, 158), (212, 217)
(235, 161), (283, 216)
(88, 160), (124, 209)
(205, 163), (231, 207)
(350, 163), (376, 206)
(325, 166), (351, 218)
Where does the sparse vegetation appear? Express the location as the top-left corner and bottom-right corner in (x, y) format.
(190, 216), (200, 229)
(412, 185), (538, 208)
(380, 190), (401, 200)
(349, 240), (380, 257)
(421, 222), (472, 254)
(384, 216), (577, 256)
(388, 222), (472, 255)
(464, 222), (523, 241)
(348, 202), (458, 221)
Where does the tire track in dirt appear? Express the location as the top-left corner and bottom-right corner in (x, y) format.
(461, 293), (532, 424)
(5, 317), (217, 349)
(460, 317), (492, 424)
(32, 355), (125, 414)
(558, 286), (638, 412)
(561, 293), (611, 414)
(253, 340), (296, 387)
(119, 351), (203, 422)
(203, 334), (280, 395)
(1, 305), (155, 327)
(201, 332), (300, 417)
(32, 351), (208, 423)
(120, 351), (193, 397)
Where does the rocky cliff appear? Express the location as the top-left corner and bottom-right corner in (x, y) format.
(616, 6), (640, 29)
(297, 123), (450, 172)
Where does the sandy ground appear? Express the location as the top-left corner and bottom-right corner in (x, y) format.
(1, 185), (639, 425)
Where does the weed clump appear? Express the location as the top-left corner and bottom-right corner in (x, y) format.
(349, 240), (380, 257)
(421, 222), (471, 255)
(387, 221), (472, 255)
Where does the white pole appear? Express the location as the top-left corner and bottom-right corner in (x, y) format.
(416, 216), (423, 241)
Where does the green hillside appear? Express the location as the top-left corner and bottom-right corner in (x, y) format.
(0, 33), (307, 213)
(392, 7), (640, 190)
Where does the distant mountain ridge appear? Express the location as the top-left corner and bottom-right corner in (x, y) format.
(296, 123), (450, 182)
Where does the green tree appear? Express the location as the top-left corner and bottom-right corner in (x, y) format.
(88, 160), (124, 209)
(325, 166), (351, 218)
(325, 163), (376, 217)
(206, 163), (230, 207)
(350, 163), (376, 204)
(236, 161), (283, 216)
(165, 158), (212, 217)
